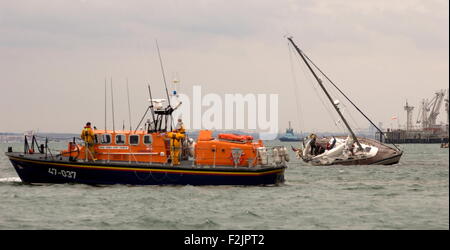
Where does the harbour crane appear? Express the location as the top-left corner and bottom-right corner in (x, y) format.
(445, 89), (449, 132)
(404, 101), (414, 131)
(416, 89), (446, 129)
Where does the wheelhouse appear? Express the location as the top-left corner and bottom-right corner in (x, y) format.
(62, 130), (168, 163)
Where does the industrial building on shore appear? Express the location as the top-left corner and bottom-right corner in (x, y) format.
(377, 89), (449, 144)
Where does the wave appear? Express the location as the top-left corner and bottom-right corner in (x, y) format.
(0, 177), (21, 183)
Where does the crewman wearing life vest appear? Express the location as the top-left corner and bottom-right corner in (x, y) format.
(80, 122), (96, 160)
(167, 131), (185, 165)
(174, 118), (188, 160)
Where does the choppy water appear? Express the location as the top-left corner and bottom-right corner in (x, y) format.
(0, 141), (448, 229)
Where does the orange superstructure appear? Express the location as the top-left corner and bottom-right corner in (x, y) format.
(195, 130), (263, 167)
(61, 130), (169, 163)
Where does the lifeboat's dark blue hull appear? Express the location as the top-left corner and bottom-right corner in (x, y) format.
(6, 153), (285, 186)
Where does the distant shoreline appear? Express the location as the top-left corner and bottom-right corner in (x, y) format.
(1, 130), (377, 141)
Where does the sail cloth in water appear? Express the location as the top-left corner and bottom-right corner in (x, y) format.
(300, 135), (379, 165)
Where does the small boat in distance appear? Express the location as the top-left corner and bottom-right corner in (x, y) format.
(279, 121), (301, 142)
(287, 36), (403, 166)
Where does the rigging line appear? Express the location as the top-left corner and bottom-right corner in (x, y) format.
(288, 38), (363, 151)
(292, 47), (347, 135)
(287, 41), (303, 133)
(134, 106), (151, 133)
(322, 86), (353, 133)
(155, 39), (171, 107)
(302, 52), (400, 150)
(323, 77), (362, 132)
(155, 39), (174, 131)
(104, 78), (107, 131)
(297, 55), (343, 133)
(340, 103), (362, 131)
(310, 62), (363, 132)
(292, 46), (344, 133)
(147, 82), (157, 130)
(110, 78), (116, 133)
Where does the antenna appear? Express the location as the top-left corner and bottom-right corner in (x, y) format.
(147, 83), (157, 131)
(134, 107), (150, 133)
(172, 72), (180, 96)
(155, 39), (171, 107)
(126, 77), (132, 131)
(111, 78), (116, 133)
(133, 82), (157, 133)
(104, 78), (107, 131)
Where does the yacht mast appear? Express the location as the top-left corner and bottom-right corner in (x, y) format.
(287, 36), (363, 151)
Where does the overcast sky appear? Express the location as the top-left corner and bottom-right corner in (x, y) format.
(0, 0), (448, 134)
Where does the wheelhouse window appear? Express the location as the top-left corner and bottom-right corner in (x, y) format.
(129, 135), (139, 145)
(101, 134), (111, 144)
(143, 135), (153, 145)
(115, 134), (126, 145)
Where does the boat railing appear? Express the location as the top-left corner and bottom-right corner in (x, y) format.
(22, 135), (57, 160)
(194, 145), (288, 168)
(260, 145), (290, 167)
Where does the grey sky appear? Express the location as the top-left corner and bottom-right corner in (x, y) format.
(0, 0), (448, 134)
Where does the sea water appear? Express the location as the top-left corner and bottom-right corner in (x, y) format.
(0, 141), (448, 229)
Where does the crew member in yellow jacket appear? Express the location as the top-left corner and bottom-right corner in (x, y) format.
(80, 122), (96, 160)
(167, 131), (185, 165)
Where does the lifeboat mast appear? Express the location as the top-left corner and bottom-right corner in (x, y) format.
(135, 40), (182, 134)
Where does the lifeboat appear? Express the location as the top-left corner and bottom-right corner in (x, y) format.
(4, 73), (288, 185)
(5, 128), (288, 186)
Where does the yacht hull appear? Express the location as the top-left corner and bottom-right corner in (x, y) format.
(309, 137), (403, 166)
